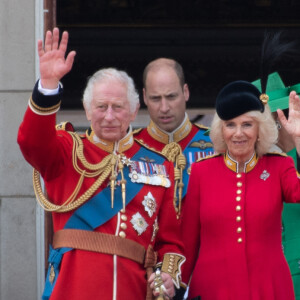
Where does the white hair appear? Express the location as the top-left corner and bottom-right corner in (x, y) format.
(82, 68), (139, 113)
(210, 105), (278, 157)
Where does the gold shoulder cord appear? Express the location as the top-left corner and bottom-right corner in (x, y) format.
(33, 132), (117, 212)
(162, 142), (186, 218)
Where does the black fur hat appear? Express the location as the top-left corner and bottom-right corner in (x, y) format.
(216, 80), (264, 120)
(215, 32), (296, 121)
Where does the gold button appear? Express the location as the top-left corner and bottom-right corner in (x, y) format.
(119, 231), (126, 238)
(236, 216), (242, 222)
(237, 182), (242, 187)
(120, 223), (127, 230)
(237, 190), (242, 195)
(237, 238), (243, 243)
(121, 215), (127, 221)
(237, 227), (242, 233)
(236, 196), (241, 202)
(236, 173), (242, 178)
(236, 205), (241, 211)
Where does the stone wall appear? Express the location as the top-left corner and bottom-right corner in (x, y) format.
(0, 0), (39, 299)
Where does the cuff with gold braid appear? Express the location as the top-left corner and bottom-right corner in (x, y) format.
(29, 80), (63, 115)
(160, 253), (186, 289)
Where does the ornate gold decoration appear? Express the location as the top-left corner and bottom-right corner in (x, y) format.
(154, 269), (167, 300)
(189, 140), (213, 149)
(109, 156), (117, 208)
(161, 253), (186, 289)
(87, 128), (134, 153)
(162, 142), (186, 218)
(224, 151), (258, 173)
(259, 93), (269, 105)
(49, 265), (55, 285)
(55, 122), (74, 132)
(146, 116), (192, 144)
(33, 132), (119, 212)
(118, 158), (127, 212)
(151, 218), (159, 242)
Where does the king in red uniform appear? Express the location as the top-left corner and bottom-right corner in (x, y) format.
(18, 28), (185, 300)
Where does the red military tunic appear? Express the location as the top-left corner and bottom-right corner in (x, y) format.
(17, 85), (184, 300)
(134, 115), (213, 158)
(181, 152), (300, 300)
(134, 115), (214, 217)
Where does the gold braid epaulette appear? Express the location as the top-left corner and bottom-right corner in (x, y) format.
(134, 138), (169, 159)
(132, 127), (143, 135)
(195, 153), (221, 163)
(266, 151), (288, 157)
(194, 123), (209, 130)
(162, 142), (186, 218)
(33, 132), (117, 212)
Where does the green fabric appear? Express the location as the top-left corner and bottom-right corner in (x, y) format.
(293, 274), (300, 298)
(252, 72), (300, 112)
(282, 209), (300, 299)
(253, 72), (300, 298)
(204, 129), (210, 136)
(287, 148), (298, 166)
(282, 148), (300, 298)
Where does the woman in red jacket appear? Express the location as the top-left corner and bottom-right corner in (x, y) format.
(180, 80), (300, 300)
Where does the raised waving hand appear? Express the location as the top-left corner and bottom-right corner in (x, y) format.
(38, 27), (76, 89)
(277, 91), (300, 155)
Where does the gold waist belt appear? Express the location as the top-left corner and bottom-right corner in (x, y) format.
(53, 229), (146, 264)
(53, 229), (157, 299)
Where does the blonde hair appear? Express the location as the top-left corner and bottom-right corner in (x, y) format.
(210, 105), (278, 157)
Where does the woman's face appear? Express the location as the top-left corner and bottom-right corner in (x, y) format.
(222, 114), (259, 163)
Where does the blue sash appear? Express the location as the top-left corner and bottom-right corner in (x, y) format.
(181, 129), (214, 199)
(42, 146), (165, 299)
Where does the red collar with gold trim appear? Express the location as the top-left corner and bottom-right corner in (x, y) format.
(147, 115), (192, 144)
(224, 151), (259, 173)
(86, 126), (134, 153)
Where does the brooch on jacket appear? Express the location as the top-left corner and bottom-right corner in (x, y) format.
(260, 170), (270, 181)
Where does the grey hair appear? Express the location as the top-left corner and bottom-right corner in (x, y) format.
(210, 105), (278, 157)
(82, 68), (140, 113)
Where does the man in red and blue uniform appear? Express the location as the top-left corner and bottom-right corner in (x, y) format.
(134, 58), (214, 219)
(18, 28), (184, 300)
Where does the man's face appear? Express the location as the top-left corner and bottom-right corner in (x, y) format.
(85, 79), (138, 142)
(143, 67), (189, 132)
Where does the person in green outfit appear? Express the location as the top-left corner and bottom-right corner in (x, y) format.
(253, 72), (300, 299)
